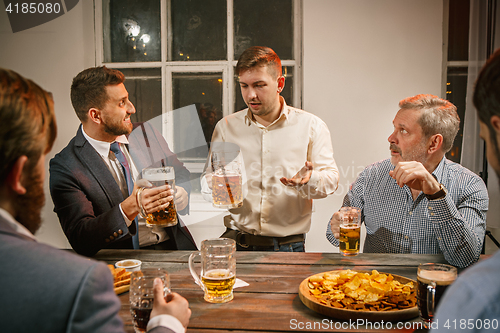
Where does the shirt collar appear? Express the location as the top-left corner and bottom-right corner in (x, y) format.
(431, 156), (447, 183)
(0, 208), (36, 241)
(81, 127), (129, 157)
(244, 96), (290, 127)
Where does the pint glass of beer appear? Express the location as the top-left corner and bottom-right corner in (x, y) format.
(417, 263), (457, 328)
(130, 268), (170, 333)
(210, 145), (243, 209)
(189, 238), (236, 303)
(142, 166), (177, 227)
(338, 207), (361, 256)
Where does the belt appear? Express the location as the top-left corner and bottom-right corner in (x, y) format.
(222, 229), (305, 248)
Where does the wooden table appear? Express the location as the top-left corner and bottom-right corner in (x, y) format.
(93, 250), (451, 332)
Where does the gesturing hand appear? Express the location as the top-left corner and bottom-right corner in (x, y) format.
(389, 161), (440, 195)
(280, 161), (313, 186)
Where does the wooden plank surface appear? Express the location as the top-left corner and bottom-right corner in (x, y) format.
(93, 250), (446, 332)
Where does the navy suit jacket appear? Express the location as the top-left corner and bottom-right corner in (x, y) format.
(0, 218), (175, 333)
(49, 122), (196, 256)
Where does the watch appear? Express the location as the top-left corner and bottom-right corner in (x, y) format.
(425, 183), (447, 200)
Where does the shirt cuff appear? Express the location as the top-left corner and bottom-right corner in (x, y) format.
(147, 314), (185, 333)
(118, 203), (133, 227)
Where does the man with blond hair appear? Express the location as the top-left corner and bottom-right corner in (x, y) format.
(327, 94), (488, 268)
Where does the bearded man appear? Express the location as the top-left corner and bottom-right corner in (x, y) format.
(326, 94), (488, 268)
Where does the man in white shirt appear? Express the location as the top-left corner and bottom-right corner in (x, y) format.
(203, 46), (339, 251)
(0, 68), (190, 333)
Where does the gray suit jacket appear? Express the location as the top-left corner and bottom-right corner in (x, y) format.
(0, 217), (175, 333)
(49, 123), (196, 256)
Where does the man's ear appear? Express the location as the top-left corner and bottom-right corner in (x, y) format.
(490, 115), (500, 134)
(277, 76), (285, 93)
(6, 156), (28, 195)
(428, 134), (444, 154)
(88, 108), (102, 125)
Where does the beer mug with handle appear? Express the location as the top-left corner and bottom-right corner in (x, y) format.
(210, 142), (243, 209)
(189, 238), (236, 303)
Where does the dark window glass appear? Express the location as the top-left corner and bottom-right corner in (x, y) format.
(233, 0), (293, 60)
(448, 0), (470, 61)
(119, 68), (162, 125)
(234, 66), (294, 112)
(445, 67), (468, 163)
(104, 0), (161, 62)
(170, 0), (227, 61)
(172, 72), (223, 159)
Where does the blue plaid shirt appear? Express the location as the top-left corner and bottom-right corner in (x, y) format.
(326, 158), (488, 268)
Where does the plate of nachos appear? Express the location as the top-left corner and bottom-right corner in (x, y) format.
(299, 269), (419, 321)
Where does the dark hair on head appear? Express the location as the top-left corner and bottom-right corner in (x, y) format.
(474, 48), (500, 159)
(0, 68), (57, 182)
(235, 46), (282, 78)
(70, 66), (125, 122)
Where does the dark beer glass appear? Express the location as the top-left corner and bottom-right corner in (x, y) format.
(417, 263), (457, 328)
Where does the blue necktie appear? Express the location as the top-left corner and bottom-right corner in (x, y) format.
(110, 142), (140, 249)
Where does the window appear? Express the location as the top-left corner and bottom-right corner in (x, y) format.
(96, 0), (302, 188)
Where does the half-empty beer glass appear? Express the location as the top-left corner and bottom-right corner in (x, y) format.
(189, 238), (236, 303)
(339, 207), (361, 256)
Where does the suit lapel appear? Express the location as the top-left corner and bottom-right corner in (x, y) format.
(74, 127), (125, 206)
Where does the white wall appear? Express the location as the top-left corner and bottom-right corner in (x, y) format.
(1, 0), (447, 252)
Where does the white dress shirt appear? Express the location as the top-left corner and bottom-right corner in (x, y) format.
(202, 97), (339, 237)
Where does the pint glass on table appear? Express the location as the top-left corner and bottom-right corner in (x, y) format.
(142, 166), (177, 227)
(338, 207), (361, 256)
(417, 263), (457, 328)
(189, 238), (236, 303)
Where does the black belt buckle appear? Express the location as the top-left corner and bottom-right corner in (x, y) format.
(235, 232), (250, 248)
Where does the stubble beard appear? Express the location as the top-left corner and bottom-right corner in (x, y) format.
(102, 115), (133, 136)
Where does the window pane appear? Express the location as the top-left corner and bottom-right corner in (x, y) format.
(103, 0), (161, 62)
(118, 68), (162, 126)
(172, 72), (223, 159)
(448, 0), (470, 62)
(234, 66), (294, 112)
(445, 67), (468, 163)
(170, 0), (227, 61)
(233, 0), (293, 60)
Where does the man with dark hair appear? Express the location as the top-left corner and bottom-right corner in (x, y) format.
(0, 68), (191, 332)
(202, 46), (339, 251)
(50, 66), (196, 256)
(327, 94), (488, 268)
(431, 49), (500, 332)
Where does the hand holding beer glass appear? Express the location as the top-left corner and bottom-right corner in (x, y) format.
(417, 263), (457, 328)
(337, 207), (361, 256)
(130, 268), (171, 333)
(189, 238), (236, 303)
(139, 166), (177, 227)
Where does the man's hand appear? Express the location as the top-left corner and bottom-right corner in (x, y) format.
(141, 185), (174, 214)
(280, 161), (313, 186)
(389, 161), (441, 195)
(329, 211), (341, 239)
(151, 278), (191, 329)
(174, 186), (188, 211)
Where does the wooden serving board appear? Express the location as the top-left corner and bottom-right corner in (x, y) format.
(299, 270), (419, 322)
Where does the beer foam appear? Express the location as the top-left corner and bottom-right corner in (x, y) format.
(418, 270), (456, 285)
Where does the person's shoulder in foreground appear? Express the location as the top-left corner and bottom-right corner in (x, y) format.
(430, 250), (500, 333)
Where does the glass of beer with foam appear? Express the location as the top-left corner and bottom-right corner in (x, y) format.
(189, 238), (236, 303)
(417, 263), (457, 328)
(339, 207), (361, 256)
(142, 166), (177, 227)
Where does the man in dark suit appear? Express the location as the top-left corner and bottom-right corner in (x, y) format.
(50, 66), (197, 257)
(0, 68), (190, 332)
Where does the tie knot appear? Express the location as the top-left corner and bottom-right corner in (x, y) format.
(110, 142), (121, 155)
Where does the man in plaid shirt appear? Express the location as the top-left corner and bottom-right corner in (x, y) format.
(327, 94), (488, 268)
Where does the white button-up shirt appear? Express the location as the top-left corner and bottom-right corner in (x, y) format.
(203, 98), (339, 237)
